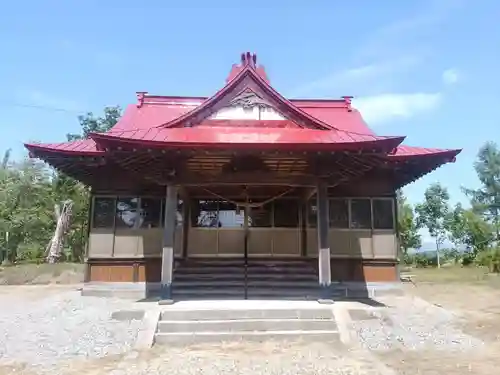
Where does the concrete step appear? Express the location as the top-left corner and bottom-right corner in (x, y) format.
(172, 280), (318, 288)
(160, 308), (334, 321)
(174, 273), (246, 281)
(175, 267), (316, 275)
(154, 330), (340, 345)
(157, 318), (337, 333)
(174, 267), (245, 274)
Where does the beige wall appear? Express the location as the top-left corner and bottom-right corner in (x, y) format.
(306, 228), (397, 259)
(187, 228), (301, 257)
(88, 227), (182, 258)
(88, 227), (396, 260)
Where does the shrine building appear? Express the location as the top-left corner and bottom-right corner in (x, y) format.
(25, 53), (460, 301)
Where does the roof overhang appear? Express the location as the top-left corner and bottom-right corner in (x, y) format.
(88, 127), (405, 153)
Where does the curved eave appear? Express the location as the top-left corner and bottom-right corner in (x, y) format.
(24, 140), (105, 157)
(89, 129), (405, 153)
(387, 148), (462, 188)
(158, 65), (337, 131)
(389, 147), (462, 162)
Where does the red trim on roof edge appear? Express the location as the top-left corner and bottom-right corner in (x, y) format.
(389, 145), (462, 160)
(24, 140), (104, 156)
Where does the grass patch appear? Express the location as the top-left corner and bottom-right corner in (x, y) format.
(406, 265), (500, 287)
(0, 263), (85, 285)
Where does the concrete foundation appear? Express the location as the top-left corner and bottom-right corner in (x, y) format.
(81, 281), (404, 300)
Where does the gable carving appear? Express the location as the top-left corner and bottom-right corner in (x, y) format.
(209, 89), (286, 121)
(229, 90), (272, 108)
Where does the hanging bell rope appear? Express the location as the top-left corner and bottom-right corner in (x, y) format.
(201, 187), (295, 208)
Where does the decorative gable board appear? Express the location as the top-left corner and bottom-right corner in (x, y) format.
(209, 89), (286, 121)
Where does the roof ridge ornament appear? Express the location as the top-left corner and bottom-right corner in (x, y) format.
(136, 92), (148, 108)
(241, 52), (257, 68)
(342, 96), (353, 112)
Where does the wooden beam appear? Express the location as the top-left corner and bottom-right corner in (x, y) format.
(174, 171), (319, 187)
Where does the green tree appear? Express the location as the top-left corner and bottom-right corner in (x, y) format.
(446, 203), (494, 255)
(445, 203), (467, 250)
(415, 183), (450, 268)
(66, 105), (121, 140)
(0, 106), (121, 263)
(464, 142), (500, 239)
(397, 191), (421, 257)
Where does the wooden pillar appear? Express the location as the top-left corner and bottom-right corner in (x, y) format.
(317, 182), (333, 303)
(182, 198), (190, 259)
(160, 184), (178, 303)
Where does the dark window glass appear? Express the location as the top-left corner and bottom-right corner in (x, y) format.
(115, 197), (139, 229)
(273, 199), (299, 228)
(373, 199), (394, 229)
(191, 200), (219, 228)
(161, 199), (183, 227)
(248, 202), (272, 228)
(92, 197), (115, 229)
(307, 199), (317, 228)
(350, 199), (372, 229)
(329, 199), (349, 228)
(218, 201), (244, 228)
(140, 198), (161, 228)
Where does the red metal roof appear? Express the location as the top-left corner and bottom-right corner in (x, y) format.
(390, 145), (461, 160)
(25, 139), (103, 156)
(109, 98), (371, 134)
(23, 52), (460, 168)
(89, 126), (404, 152)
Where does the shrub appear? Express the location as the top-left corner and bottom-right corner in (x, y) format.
(475, 247), (500, 273)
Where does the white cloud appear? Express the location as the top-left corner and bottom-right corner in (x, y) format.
(289, 56), (420, 98)
(442, 68), (459, 85)
(353, 92), (442, 125)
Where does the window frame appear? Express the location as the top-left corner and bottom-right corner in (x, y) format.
(91, 195), (117, 230)
(140, 196), (163, 229)
(348, 198), (373, 230)
(371, 197), (395, 230)
(272, 198), (300, 228)
(328, 198), (350, 229)
(114, 196), (141, 230)
(305, 196), (396, 231)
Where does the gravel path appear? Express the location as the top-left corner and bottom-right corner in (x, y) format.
(0, 288), (144, 373)
(44, 341), (394, 375)
(349, 296), (484, 351)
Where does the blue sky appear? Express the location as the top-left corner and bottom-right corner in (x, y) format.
(1, 0), (498, 222)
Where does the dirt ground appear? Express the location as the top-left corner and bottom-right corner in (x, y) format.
(381, 267), (500, 374)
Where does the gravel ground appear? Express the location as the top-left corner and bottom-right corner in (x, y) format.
(37, 341), (394, 375)
(0, 287), (144, 373)
(350, 296), (484, 351)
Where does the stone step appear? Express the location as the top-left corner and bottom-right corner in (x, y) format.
(154, 330), (340, 345)
(175, 266), (316, 274)
(174, 273), (245, 280)
(157, 318), (337, 333)
(160, 308), (334, 321)
(173, 280), (318, 288)
(173, 286), (320, 295)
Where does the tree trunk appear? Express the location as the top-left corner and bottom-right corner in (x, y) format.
(436, 238), (441, 268)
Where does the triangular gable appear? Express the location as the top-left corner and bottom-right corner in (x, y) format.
(159, 53), (335, 130)
(208, 88), (288, 122)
